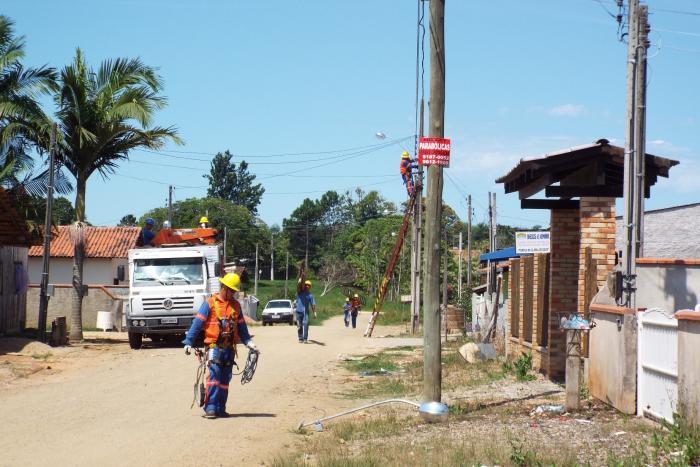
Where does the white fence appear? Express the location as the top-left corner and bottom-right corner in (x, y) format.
(637, 309), (678, 423)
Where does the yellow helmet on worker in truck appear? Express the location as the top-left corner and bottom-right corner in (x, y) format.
(199, 216), (209, 224)
(401, 151), (410, 159)
(220, 273), (241, 291)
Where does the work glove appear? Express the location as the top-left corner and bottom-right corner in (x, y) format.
(246, 341), (259, 354)
(184, 345), (192, 355)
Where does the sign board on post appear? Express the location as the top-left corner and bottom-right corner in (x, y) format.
(418, 137), (451, 167)
(515, 231), (551, 254)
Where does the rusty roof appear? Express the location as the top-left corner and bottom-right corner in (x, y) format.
(28, 226), (140, 258)
(0, 188), (41, 247)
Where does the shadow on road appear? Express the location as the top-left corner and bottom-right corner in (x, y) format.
(451, 389), (563, 413)
(306, 340), (325, 346)
(229, 413), (277, 418)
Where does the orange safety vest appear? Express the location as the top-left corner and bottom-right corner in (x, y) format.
(203, 296), (242, 346)
(400, 159), (412, 175)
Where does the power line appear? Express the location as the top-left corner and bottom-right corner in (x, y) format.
(653, 27), (700, 39)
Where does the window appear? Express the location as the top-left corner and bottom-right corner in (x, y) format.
(133, 257), (204, 286)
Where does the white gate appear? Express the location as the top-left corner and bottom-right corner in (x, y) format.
(637, 309), (678, 423)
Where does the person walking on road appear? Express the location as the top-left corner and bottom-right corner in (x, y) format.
(350, 293), (361, 329)
(296, 280), (316, 343)
(343, 298), (351, 327)
(182, 273), (258, 419)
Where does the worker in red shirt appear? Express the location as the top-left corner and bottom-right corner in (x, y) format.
(399, 151), (418, 197)
(349, 293), (362, 329)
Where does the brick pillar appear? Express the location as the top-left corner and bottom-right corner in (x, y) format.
(578, 197), (617, 313)
(548, 208), (581, 380)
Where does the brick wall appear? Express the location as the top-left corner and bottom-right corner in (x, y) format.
(578, 197), (617, 312)
(548, 208), (581, 379)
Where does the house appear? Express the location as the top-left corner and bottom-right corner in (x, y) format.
(0, 188), (41, 334)
(25, 226), (139, 329)
(28, 226), (140, 285)
(615, 202), (700, 259)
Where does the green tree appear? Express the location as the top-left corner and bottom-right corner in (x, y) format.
(118, 214), (137, 226)
(140, 197), (264, 266)
(54, 49), (180, 341)
(0, 16), (70, 198)
(204, 150), (264, 215)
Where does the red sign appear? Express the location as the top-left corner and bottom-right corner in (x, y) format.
(418, 137), (451, 167)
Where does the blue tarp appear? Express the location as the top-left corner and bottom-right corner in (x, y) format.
(479, 246), (526, 262)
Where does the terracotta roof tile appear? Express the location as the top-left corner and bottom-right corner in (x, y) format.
(0, 188), (41, 247)
(28, 226), (140, 258)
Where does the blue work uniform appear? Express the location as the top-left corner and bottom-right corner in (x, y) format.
(183, 296), (252, 416)
(343, 303), (351, 327)
(140, 228), (155, 246)
(295, 290), (316, 342)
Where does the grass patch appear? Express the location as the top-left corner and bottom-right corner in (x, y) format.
(331, 412), (414, 441)
(343, 352), (400, 373)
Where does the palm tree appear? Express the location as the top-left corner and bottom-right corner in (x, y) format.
(0, 15), (67, 197)
(55, 48), (181, 340)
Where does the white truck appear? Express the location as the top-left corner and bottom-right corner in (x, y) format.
(125, 243), (223, 349)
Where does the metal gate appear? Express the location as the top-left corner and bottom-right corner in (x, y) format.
(637, 309), (678, 423)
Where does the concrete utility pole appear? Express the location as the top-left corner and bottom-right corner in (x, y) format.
(38, 123), (57, 343)
(466, 195), (472, 290)
(422, 0), (445, 404)
(457, 231), (463, 299)
(622, 0), (649, 308)
(270, 232), (275, 281)
(304, 225), (309, 269)
(487, 192), (493, 295)
(411, 101), (425, 335)
(442, 230), (449, 308)
(285, 251), (289, 298)
(168, 185), (173, 226)
(634, 5), (650, 260)
(254, 243), (259, 296)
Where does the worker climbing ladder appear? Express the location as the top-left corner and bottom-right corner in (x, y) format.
(364, 190), (418, 337)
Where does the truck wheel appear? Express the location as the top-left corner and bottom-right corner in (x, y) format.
(128, 332), (143, 350)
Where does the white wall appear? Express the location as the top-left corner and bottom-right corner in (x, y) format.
(28, 257), (128, 285)
(637, 263), (700, 312)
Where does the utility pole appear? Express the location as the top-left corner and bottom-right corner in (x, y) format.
(467, 195), (472, 290)
(223, 227), (227, 264)
(285, 251), (289, 299)
(254, 243), (259, 296)
(411, 98), (425, 335)
(457, 231), (463, 299)
(622, 0), (643, 308)
(634, 5), (650, 260)
(422, 0), (445, 404)
(491, 192), (497, 299)
(270, 232), (275, 281)
(38, 123), (57, 343)
(305, 224), (309, 269)
(487, 192), (493, 295)
(168, 185), (173, 226)
(442, 229), (448, 308)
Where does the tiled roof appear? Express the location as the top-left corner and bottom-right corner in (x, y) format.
(28, 226), (140, 258)
(0, 188), (40, 247)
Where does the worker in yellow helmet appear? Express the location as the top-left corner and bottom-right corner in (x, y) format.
(349, 293), (362, 329)
(399, 151), (418, 197)
(199, 216), (209, 229)
(296, 279), (316, 343)
(343, 297), (351, 327)
(183, 273), (258, 418)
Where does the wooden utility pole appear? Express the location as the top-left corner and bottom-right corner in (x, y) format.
(422, 0), (445, 404)
(254, 243), (259, 296)
(304, 224), (309, 269)
(270, 232), (275, 281)
(168, 185), (173, 226)
(38, 123), (57, 343)
(442, 229), (448, 308)
(486, 192), (493, 295)
(467, 195), (472, 289)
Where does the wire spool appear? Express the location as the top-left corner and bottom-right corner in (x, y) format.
(444, 305), (464, 332)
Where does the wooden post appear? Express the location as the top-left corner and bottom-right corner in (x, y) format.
(422, 0), (445, 404)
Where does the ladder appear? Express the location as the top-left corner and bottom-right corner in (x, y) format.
(364, 191), (418, 337)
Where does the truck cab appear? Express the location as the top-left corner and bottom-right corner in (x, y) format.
(125, 243), (222, 349)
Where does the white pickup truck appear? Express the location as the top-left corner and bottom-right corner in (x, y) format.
(125, 243), (223, 349)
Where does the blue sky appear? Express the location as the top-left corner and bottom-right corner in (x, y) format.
(5, 0), (700, 229)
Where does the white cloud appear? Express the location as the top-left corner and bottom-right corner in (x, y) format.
(547, 104), (585, 117)
(650, 139), (666, 145)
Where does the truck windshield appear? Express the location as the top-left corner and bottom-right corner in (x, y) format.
(133, 257), (204, 286)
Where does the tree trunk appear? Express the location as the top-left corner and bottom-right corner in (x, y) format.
(70, 175), (87, 341)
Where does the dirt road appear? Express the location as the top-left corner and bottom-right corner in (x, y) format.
(0, 315), (420, 467)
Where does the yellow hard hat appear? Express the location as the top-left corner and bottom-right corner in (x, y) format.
(345, 298), (350, 302)
(401, 151), (410, 159)
(219, 273), (240, 291)
(199, 216), (209, 224)
(353, 293), (359, 298)
(304, 280), (312, 287)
